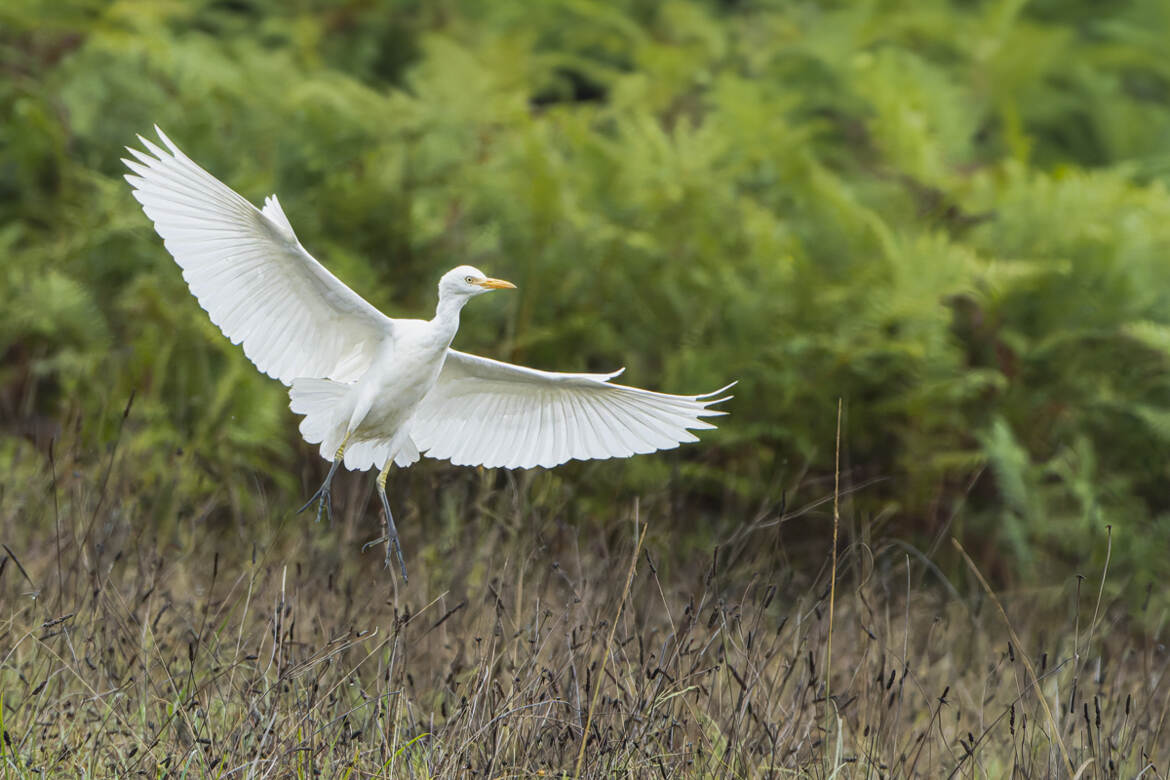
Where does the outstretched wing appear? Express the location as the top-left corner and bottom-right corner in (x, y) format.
(123, 127), (393, 385)
(410, 350), (733, 469)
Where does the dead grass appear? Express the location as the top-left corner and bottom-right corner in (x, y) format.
(1, 430), (1169, 778)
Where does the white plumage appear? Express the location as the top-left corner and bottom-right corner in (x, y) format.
(125, 127), (732, 579)
(411, 353), (726, 469)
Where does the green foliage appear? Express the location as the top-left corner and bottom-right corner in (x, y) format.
(3, 0), (1170, 583)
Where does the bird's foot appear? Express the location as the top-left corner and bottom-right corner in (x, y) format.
(386, 533), (407, 582)
(361, 532), (408, 582)
(298, 458), (343, 525)
(376, 499), (408, 584)
(296, 482), (333, 524)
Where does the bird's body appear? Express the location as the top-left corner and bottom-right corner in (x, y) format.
(124, 127), (732, 579)
(293, 306), (460, 471)
(341, 319), (447, 458)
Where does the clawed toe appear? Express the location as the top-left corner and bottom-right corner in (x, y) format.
(360, 532), (407, 581)
(362, 535), (387, 553)
(389, 536), (407, 582)
(381, 518), (408, 582)
(299, 457), (343, 524)
(317, 488), (332, 524)
(296, 484), (332, 523)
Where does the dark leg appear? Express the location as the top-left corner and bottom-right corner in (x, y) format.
(376, 463), (408, 583)
(297, 453), (343, 524)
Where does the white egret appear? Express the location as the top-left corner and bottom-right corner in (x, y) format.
(123, 127), (732, 580)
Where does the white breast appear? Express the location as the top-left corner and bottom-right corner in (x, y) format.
(353, 320), (451, 438)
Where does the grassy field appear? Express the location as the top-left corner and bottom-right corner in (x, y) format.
(2, 418), (1167, 778)
(5, 1), (1170, 776)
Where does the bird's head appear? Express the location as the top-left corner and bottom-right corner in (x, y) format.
(439, 265), (516, 300)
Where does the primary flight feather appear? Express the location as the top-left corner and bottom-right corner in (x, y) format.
(124, 127), (733, 580)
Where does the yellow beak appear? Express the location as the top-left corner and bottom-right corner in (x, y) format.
(476, 277), (517, 290)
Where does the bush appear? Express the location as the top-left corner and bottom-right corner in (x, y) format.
(2, 0), (1169, 589)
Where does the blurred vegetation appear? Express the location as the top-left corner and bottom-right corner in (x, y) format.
(3, 0), (1170, 590)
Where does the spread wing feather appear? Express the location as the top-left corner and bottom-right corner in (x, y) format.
(411, 350), (732, 469)
(123, 127), (393, 385)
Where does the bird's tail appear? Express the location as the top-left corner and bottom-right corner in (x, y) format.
(344, 435), (420, 471)
(289, 378), (351, 460)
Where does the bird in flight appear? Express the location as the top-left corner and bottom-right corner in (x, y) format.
(123, 127), (733, 581)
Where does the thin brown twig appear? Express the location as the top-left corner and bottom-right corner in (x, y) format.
(952, 537), (1075, 778)
(825, 398), (842, 743)
(1086, 525), (1112, 653)
(573, 519), (649, 779)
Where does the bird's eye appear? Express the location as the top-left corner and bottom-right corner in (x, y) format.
(465, 276), (475, 284)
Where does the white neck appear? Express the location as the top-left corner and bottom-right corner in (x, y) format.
(432, 293), (467, 344)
